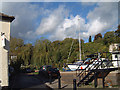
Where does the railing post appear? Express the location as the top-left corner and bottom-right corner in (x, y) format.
(94, 72), (98, 88)
(58, 75), (61, 89)
(102, 77), (105, 88)
(49, 74), (52, 84)
(73, 79), (76, 90)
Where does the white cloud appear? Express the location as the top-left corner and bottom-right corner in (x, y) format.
(35, 12), (87, 41)
(1, 2), (118, 42)
(85, 2), (118, 37)
(87, 18), (108, 35)
(62, 15), (87, 38)
(1, 2), (42, 41)
(35, 5), (68, 35)
(34, 2), (118, 41)
(63, 2), (118, 40)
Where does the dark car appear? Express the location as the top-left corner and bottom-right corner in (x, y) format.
(9, 66), (14, 77)
(39, 65), (60, 78)
(26, 68), (32, 73)
(48, 68), (60, 77)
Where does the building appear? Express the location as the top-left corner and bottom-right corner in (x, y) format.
(109, 43), (120, 52)
(0, 13), (15, 87)
(109, 43), (120, 67)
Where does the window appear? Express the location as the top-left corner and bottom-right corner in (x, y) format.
(115, 55), (118, 58)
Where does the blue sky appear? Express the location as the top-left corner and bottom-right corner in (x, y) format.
(1, 2), (118, 43)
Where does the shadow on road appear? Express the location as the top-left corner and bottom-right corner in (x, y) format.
(9, 72), (56, 90)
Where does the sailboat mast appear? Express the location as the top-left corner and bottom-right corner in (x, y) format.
(79, 32), (81, 61)
(78, 18), (81, 61)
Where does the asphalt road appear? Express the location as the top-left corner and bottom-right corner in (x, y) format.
(10, 73), (52, 90)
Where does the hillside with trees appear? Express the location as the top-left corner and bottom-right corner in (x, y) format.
(9, 25), (120, 70)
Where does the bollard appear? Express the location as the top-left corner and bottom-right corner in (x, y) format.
(49, 74), (52, 84)
(102, 77), (105, 88)
(94, 74), (98, 88)
(73, 79), (76, 90)
(58, 75), (61, 89)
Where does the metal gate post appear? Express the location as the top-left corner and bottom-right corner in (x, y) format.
(94, 72), (98, 88)
(49, 74), (52, 84)
(58, 75), (61, 89)
(102, 77), (105, 88)
(73, 79), (77, 90)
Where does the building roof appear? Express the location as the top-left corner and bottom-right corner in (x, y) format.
(0, 12), (15, 22)
(112, 51), (120, 54)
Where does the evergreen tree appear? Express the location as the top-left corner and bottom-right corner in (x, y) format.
(89, 36), (92, 42)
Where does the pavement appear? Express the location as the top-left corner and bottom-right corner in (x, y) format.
(45, 78), (73, 89)
(45, 71), (77, 89)
(45, 71), (120, 89)
(6, 71), (120, 90)
(9, 73), (51, 90)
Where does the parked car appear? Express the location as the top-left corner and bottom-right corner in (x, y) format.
(26, 68), (32, 73)
(9, 66), (14, 77)
(39, 65), (60, 78)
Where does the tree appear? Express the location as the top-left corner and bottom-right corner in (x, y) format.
(9, 37), (24, 61)
(21, 44), (33, 65)
(89, 36), (92, 42)
(55, 50), (62, 63)
(103, 31), (115, 45)
(9, 37), (24, 71)
(115, 25), (120, 37)
(94, 33), (102, 41)
(9, 28), (119, 70)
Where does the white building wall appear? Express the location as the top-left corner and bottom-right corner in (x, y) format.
(109, 43), (120, 52)
(0, 21), (2, 87)
(0, 21), (10, 87)
(112, 54), (120, 67)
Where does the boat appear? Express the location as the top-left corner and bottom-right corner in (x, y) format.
(67, 62), (85, 71)
(67, 20), (92, 71)
(67, 58), (92, 71)
(67, 21), (84, 71)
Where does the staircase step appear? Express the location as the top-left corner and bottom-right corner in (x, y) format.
(84, 80), (88, 82)
(85, 83), (89, 85)
(89, 74), (94, 76)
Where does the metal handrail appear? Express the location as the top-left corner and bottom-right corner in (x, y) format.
(76, 52), (120, 86)
(77, 58), (104, 84)
(79, 59), (120, 82)
(77, 59), (99, 77)
(76, 60), (88, 76)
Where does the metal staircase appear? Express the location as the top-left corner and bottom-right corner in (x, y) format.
(76, 58), (101, 86)
(76, 52), (119, 88)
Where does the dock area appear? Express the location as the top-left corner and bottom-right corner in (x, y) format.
(45, 71), (120, 89)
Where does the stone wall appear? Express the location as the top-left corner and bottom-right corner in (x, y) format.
(60, 71), (120, 87)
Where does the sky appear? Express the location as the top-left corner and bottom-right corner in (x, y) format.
(0, 1), (119, 43)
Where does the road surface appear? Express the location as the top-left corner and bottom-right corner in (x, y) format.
(10, 73), (51, 90)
